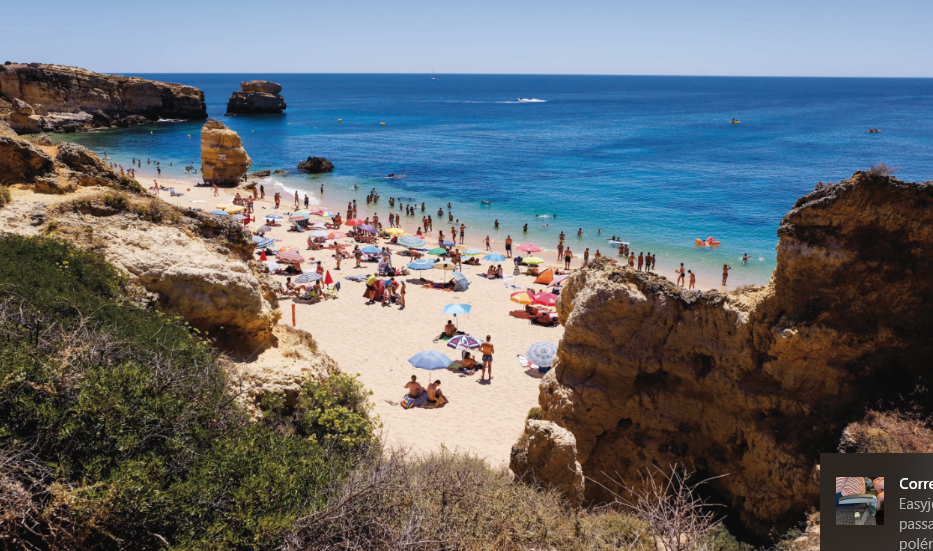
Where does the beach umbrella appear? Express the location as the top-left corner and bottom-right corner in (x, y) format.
(440, 240), (455, 247)
(346, 218), (364, 226)
(359, 224), (378, 233)
(526, 342), (558, 368)
(522, 257), (545, 265)
(433, 260), (457, 281)
(447, 334), (482, 351)
(295, 272), (323, 283)
(547, 274), (570, 287)
(533, 292), (559, 307)
(293, 210), (311, 216)
(484, 253), (506, 262)
(442, 304), (472, 316)
(277, 248), (304, 263)
(265, 214), (283, 220)
(257, 225), (273, 234)
(215, 202), (235, 209)
(408, 350), (453, 371)
(399, 235), (427, 248)
(407, 259), (435, 271)
(327, 231), (346, 239)
(324, 271), (334, 285)
(321, 210), (336, 218)
(309, 221), (328, 229)
(225, 205), (246, 214)
(254, 237), (276, 249)
(386, 227), (405, 235)
(211, 209), (230, 216)
(451, 271), (469, 292)
(232, 214), (248, 221)
(289, 214), (309, 221)
(252, 235), (265, 243)
(361, 246), (383, 254)
(462, 248), (483, 256)
(517, 243), (541, 252)
(428, 247), (448, 256)
(309, 230), (330, 238)
(510, 291), (534, 305)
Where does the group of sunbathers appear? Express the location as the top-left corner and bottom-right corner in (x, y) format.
(403, 375), (445, 407)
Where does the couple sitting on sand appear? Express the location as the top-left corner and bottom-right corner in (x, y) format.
(402, 375), (446, 408)
(486, 264), (504, 279)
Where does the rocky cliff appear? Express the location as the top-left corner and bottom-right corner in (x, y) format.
(226, 80), (286, 115)
(200, 118), (252, 185)
(511, 171), (933, 535)
(0, 62), (206, 133)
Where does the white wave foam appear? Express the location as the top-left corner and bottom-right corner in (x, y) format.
(265, 177), (321, 206)
(498, 99), (547, 104)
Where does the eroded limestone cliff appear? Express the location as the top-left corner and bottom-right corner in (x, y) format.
(226, 80), (286, 115)
(511, 172), (933, 534)
(0, 62), (206, 133)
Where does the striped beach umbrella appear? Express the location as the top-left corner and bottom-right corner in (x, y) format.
(510, 291), (534, 305)
(276, 248), (304, 263)
(399, 235), (427, 248)
(308, 209), (325, 215)
(447, 334), (482, 351)
(327, 231), (346, 239)
(526, 342), (558, 367)
(289, 214), (309, 221)
(293, 210), (311, 216)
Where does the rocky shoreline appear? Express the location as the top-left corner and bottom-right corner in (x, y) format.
(0, 62), (206, 134)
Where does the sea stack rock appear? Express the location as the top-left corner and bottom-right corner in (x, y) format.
(297, 156), (334, 174)
(200, 118), (252, 186)
(225, 80), (286, 115)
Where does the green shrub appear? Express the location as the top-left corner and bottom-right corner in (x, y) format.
(295, 372), (375, 449)
(0, 185), (10, 208)
(527, 406), (544, 420)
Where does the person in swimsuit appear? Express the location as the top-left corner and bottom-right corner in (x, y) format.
(564, 248), (573, 270)
(583, 248), (590, 264)
(460, 223), (466, 244)
(637, 253), (644, 271)
(557, 242), (564, 261)
(480, 335), (495, 382)
(742, 253), (749, 263)
(427, 380), (445, 404)
(676, 263), (686, 286)
(722, 264), (732, 286)
(505, 236), (513, 258)
(688, 270), (696, 289)
(485, 235), (491, 251)
(404, 375), (424, 398)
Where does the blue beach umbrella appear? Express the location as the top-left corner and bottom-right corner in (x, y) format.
(265, 214), (283, 220)
(361, 246), (384, 254)
(408, 350), (453, 371)
(252, 235), (265, 243)
(295, 272), (323, 283)
(254, 237), (276, 249)
(399, 235), (427, 248)
(408, 259), (435, 271)
(440, 240), (455, 247)
(211, 209), (230, 216)
(359, 224), (378, 233)
(232, 214), (248, 221)
(451, 270), (469, 292)
(309, 230), (330, 238)
(526, 342), (558, 368)
(442, 304), (472, 316)
(484, 254), (506, 262)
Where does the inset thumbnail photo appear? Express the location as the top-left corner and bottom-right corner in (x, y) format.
(835, 477), (884, 525)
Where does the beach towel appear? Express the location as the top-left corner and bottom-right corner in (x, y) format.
(345, 275), (368, 282)
(422, 396), (447, 409)
(505, 283), (524, 290)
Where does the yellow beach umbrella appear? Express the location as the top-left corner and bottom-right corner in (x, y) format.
(522, 256), (545, 265)
(215, 202), (235, 209)
(510, 291), (534, 305)
(225, 205), (246, 214)
(386, 227), (405, 235)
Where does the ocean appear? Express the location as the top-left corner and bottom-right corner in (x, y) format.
(59, 74), (933, 287)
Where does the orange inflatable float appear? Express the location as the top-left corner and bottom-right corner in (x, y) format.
(695, 237), (721, 246)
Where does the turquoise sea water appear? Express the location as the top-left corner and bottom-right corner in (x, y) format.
(59, 75), (933, 287)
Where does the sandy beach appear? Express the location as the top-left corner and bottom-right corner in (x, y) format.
(152, 174), (729, 465)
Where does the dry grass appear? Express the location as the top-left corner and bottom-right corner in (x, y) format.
(0, 185), (10, 208)
(281, 447), (652, 551)
(840, 410), (933, 453)
(867, 163), (898, 178)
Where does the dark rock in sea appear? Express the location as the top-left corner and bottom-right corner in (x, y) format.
(297, 157), (334, 174)
(248, 170), (271, 178)
(273, 169), (287, 174)
(225, 80), (286, 115)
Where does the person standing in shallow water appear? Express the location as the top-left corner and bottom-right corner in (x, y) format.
(557, 242), (564, 262)
(722, 264), (732, 286)
(637, 253), (644, 271)
(505, 236), (512, 258)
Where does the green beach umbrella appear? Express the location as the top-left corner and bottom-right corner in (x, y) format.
(428, 247), (448, 255)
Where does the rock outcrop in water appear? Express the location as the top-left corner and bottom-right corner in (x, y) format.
(510, 171), (933, 535)
(297, 156), (334, 174)
(226, 80), (286, 115)
(0, 62), (206, 133)
(200, 118), (252, 186)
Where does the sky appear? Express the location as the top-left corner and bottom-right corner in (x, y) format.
(4, 0), (932, 77)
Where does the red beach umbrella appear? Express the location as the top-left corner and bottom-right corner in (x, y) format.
(533, 292), (558, 307)
(324, 271), (334, 285)
(516, 243), (541, 252)
(345, 218), (364, 226)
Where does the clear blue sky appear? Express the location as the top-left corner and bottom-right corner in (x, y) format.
(5, 0), (931, 76)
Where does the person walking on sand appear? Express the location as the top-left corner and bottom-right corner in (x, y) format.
(722, 264), (732, 286)
(212, 182), (219, 196)
(275, 193), (281, 209)
(460, 223), (466, 244)
(505, 236), (513, 258)
(485, 235), (491, 251)
(260, 184), (265, 199)
(399, 281), (406, 309)
(675, 263), (686, 286)
(480, 335), (495, 382)
(564, 248), (573, 270)
(294, 191), (299, 208)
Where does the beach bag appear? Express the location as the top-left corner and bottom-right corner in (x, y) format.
(400, 395), (415, 409)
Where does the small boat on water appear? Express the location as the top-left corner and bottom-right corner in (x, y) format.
(481, 200), (491, 205)
(730, 118), (741, 124)
(868, 128), (881, 133)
